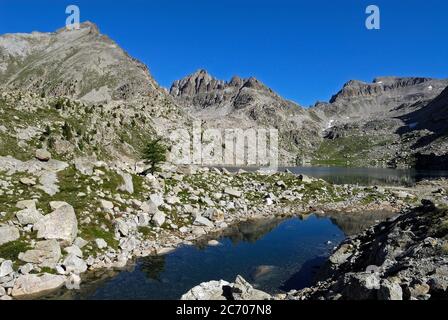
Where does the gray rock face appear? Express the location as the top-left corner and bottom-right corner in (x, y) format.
(378, 280), (403, 300)
(11, 273), (66, 297)
(118, 171), (134, 194)
(64, 245), (83, 258)
(232, 276), (272, 300)
(0, 260), (14, 277)
(114, 219), (129, 237)
(15, 208), (44, 225)
(0, 225), (20, 245)
(62, 254), (87, 274)
(152, 211), (166, 227)
(37, 171), (60, 196)
(19, 263), (34, 275)
(171, 69), (448, 167)
(181, 280), (230, 300)
(340, 273), (381, 300)
(140, 200), (159, 214)
(181, 276), (272, 301)
(149, 194), (164, 207)
(18, 240), (61, 268)
(100, 199), (114, 211)
(19, 177), (36, 186)
(16, 200), (38, 210)
(49, 201), (69, 211)
(207, 208), (225, 222)
(170, 70), (323, 165)
(194, 216), (214, 228)
(65, 273), (81, 290)
(137, 213), (151, 227)
(35, 149), (51, 162)
(224, 188), (242, 198)
(95, 238), (108, 249)
(170, 70), (277, 112)
(34, 203), (78, 244)
(73, 237), (88, 249)
(74, 156), (95, 175)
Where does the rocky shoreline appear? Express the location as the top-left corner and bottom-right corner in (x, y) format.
(0, 148), (429, 299)
(182, 199), (448, 301)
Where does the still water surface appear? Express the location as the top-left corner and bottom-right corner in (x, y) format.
(226, 166), (448, 186)
(46, 211), (394, 300)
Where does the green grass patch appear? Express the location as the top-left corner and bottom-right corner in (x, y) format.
(0, 239), (31, 262)
(80, 224), (118, 251)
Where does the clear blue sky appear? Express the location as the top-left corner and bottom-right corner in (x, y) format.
(1, 0), (447, 106)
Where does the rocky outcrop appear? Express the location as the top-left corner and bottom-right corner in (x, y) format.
(181, 275), (272, 300)
(181, 280), (231, 300)
(0, 225), (20, 245)
(171, 70), (448, 167)
(15, 208), (44, 226)
(288, 201), (448, 300)
(34, 203), (78, 244)
(328, 77), (437, 104)
(170, 69), (276, 112)
(18, 240), (61, 268)
(170, 69), (323, 164)
(11, 273), (66, 297)
(117, 171), (134, 194)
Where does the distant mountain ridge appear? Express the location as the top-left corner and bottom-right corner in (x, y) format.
(1, 22), (448, 168)
(170, 69), (293, 114)
(171, 70), (448, 167)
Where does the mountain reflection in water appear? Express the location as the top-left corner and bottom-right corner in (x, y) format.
(42, 211), (395, 300)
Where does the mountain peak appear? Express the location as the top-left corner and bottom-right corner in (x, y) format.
(55, 21), (100, 36)
(0, 22), (159, 102)
(170, 70), (273, 99)
(194, 69), (209, 75)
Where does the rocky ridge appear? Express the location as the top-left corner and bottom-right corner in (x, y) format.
(170, 69), (325, 164)
(171, 71), (448, 167)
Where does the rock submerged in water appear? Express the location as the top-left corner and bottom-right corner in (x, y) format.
(251, 265), (277, 281)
